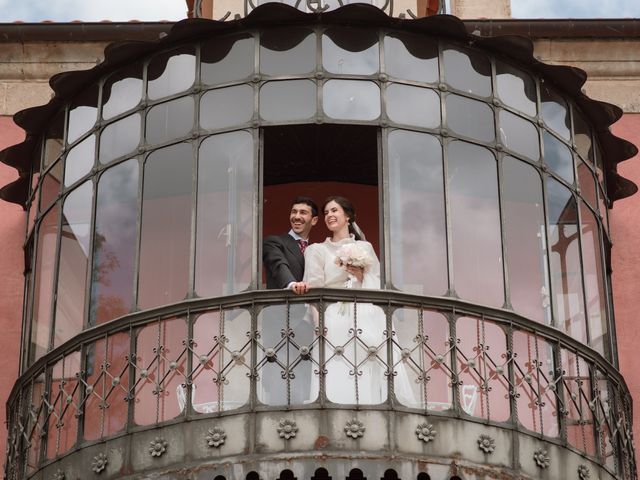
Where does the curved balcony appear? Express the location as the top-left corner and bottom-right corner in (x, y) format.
(5, 290), (634, 479)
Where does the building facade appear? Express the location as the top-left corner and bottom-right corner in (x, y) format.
(0, 1), (639, 479)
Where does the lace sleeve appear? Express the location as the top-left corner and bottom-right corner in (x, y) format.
(303, 244), (326, 287)
(360, 241), (381, 290)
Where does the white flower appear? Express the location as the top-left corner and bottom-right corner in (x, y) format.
(334, 244), (373, 270)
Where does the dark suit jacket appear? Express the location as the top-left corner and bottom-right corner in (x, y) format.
(263, 234), (305, 289)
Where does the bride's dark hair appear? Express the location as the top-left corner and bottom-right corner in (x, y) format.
(322, 195), (366, 241)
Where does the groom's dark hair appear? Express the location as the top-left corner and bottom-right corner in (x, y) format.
(291, 196), (318, 217)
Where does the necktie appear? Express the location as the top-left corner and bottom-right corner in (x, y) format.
(298, 239), (308, 254)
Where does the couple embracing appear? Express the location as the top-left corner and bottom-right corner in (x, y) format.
(263, 196), (413, 405)
(263, 195), (379, 294)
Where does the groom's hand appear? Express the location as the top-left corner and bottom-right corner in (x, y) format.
(291, 281), (310, 295)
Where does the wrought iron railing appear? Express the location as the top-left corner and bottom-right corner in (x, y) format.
(4, 289), (635, 479)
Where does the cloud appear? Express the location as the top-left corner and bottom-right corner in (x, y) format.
(0, 0), (187, 22)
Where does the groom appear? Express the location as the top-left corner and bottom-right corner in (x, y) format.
(263, 196), (318, 294)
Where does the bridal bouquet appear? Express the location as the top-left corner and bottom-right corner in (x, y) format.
(335, 243), (373, 288)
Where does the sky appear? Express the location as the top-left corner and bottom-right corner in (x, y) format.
(0, 0), (638, 22)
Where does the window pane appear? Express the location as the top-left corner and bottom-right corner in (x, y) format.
(323, 80), (380, 120)
(386, 84), (440, 128)
(448, 141), (503, 307)
(446, 94), (495, 142)
(90, 159), (139, 325)
(547, 178), (586, 343)
(388, 130), (447, 295)
(202, 34), (254, 85)
(573, 109), (594, 164)
(541, 84), (570, 140)
(496, 61), (537, 117)
(384, 33), (438, 83)
(64, 134), (95, 187)
(102, 65), (143, 120)
(577, 159), (597, 208)
(99, 113), (141, 164)
(138, 143), (193, 309)
(512, 332), (559, 437)
(502, 157), (550, 323)
(133, 318), (187, 425)
(393, 309), (452, 410)
(83, 333), (129, 439)
(543, 131), (574, 185)
(39, 160), (63, 211)
(54, 181), (93, 348)
(147, 47), (195, 100)
(257, 304), (318, 405)
(191, 310), (251, 412)
(201, 85), (254, 130)
(322, 28), (379, 75)
(260, 80), (316, 122)
(443, 46), (491, 97)
(30, 205), (59, 362)
(498, 110), (539, 161)
(196, 131), (254, 296)
(146, 96), (194, 145)
(43, 110), (65, 169)
(260, 28), (315, 76)
(580, 201), (608, 357)
(456, 317), (509, 421)
(67, 85), (99, 144)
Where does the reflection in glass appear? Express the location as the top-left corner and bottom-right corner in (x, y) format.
(384, 33), (438, 83)
(543, 131), (574, 184)
(541, 84), (570, 140)
(512, 332), (558, 436)
(448, 141), (503, 307)
(202, 35), (254, 85)
(138, 143), (193, 309)
(456, 317), (509, 421)
(196, 131), (254, 296)
(46, 352), (81, 458)
(393, 309), (452, 409)
(43, 110), (65, 169)
(573, 110), (593, 163)
(598, 185), (609, 232)
(201, 85), (254, 129)
(99, 114), (141, 164)
(54, 181), (93, 348)
(446, 94), (495, 142)
(580, 201), (608, 357)
(90, 160), (139, 325)
(577, 159), (597, 208)
(547, 178), (586, 343)
(39, 160), (63, 213)
(323, 80), (380, 120)
(83, 333), (130, 439)
(30, 205), (59, 362)
(260, 28), (315, 76)
(68, 86), (99, 144)
(498, 110), (539, 161)
(502, 157), (549, 323)
(257, 304), (318, 405)
(133, 318), (187, 425)
(496, 61), (536, 116)
(388, 130), (447, 295)
(147, 48), (195, 100)
(443, 47), (491, 97)
(322, 28), (379, 75)
(191, 310), (251, 412)
(64, 134), (95, 187)
(260, 80), (316, 122)
(145, 96), (194, 145)
(562, 350), (597, 455)
(386, 84), (440, 128)
(102, 66), (143, 120)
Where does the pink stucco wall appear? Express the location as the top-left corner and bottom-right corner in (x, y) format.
(610, 113), (640, 453)
(0, 116), (26, 459)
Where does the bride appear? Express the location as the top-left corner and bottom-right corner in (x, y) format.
(303, 196), (414, 405)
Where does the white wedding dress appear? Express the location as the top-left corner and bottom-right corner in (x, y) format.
(303, 236), (415, 405)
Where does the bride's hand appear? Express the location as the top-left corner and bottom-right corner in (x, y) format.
(346, 265), (364, 284)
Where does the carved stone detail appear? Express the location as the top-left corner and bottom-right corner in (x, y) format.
(344, 418), (365, 439)
(277, 419), (298, 440)
(206, 426), (227, 448)
(477, 434), (495, 453)
(415, 422), (436, 443)
(149, 437), (168, 457)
